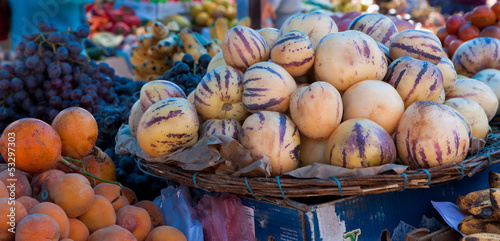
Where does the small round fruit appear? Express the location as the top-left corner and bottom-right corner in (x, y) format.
(470, 5), (497, 29)
(446, 15), (465, 35)
(29, 202), (70, 239)
(0, 118), (62, 173)
(145, 226), (187, 241)
(49, 174), (95, 218)
(457, 23), (480, 41)
(480, 25), (500, 39)
(325, 118), (396, 168)
(51, 107), (98, 159)
(16, 213), (60, 241)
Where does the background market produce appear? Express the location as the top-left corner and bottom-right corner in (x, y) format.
(190, 0), (238, 28)
(438, 3), (500, 57)
(86, 2), (142, 37)
(130, 22), (219, 83)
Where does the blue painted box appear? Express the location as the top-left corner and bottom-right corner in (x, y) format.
(241, 164), (499, 241)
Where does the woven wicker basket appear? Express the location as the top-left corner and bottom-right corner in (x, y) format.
(138, 133), (500, 199)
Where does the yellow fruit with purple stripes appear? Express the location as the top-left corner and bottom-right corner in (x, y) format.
(347, 13), (398, 47)
(271, 30), (315, 77)
(384, 56), (443, 109)
(222, 26), (270, 71)
(242, 62), (297, 113)
(240, 111), (300, 176)
(389, 30), (443, 65)
(395, 101), (471, 168)
(325, 118), (396, 169)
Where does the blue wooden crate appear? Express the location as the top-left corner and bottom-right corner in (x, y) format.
(241, 164), (499, 241)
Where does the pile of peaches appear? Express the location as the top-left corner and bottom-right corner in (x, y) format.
(437, 2), (500, 57)
(0, 107), (184, 240)
(0, 170), (184, 241)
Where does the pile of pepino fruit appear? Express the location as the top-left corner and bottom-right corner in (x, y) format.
(0, 107), (186, 241)
(127, 10), (500, 177)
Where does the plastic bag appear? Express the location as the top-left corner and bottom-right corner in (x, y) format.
(196, 193), (256, 241)
(153, 185), (203, 241)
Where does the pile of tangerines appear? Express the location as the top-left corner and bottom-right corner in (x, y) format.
(437, 2), (500, 57)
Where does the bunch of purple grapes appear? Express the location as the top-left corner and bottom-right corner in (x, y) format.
(0, 22), (144, 140)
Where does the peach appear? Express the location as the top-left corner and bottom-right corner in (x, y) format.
(121, 186), (138, 205)
(134, 200), (165, 228)
(0, 169), (32, 198)
(49, 173), (95, 218)
(88, 225), (119, 241)
(78, 195), (116, 233)
(0, 198), (28, 240)
(94, 183), (129, 211)
(97, 226), (137, 241)
(31, 169), (65, 202)
(68, 218), (89, 241)
(0, 180), (8, 198)
(15, 213), (60, 241)
(16, 196), (39, 213)
(116, 205), (152, 241)
(145, 226), (187, 241)
(60, 239), (74, 241)
(29, 202), (70, 238)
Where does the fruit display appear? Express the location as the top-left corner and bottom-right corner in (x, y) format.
(122, 9), (500, 178)
(190, 0), (238, 28)
(86, 2), (142, 37)
(130, 21), (220, 82)
(456, 171), (500, 237)
(438, 3), (500, 57)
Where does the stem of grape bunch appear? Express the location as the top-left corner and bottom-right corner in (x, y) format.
(59, 156), (122, 186)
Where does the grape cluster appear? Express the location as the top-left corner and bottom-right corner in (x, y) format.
(0, 22), (144, 136)
(93, 79), (144, 151)
(157, 53), (212, 96)
(105, 151), (168, 201)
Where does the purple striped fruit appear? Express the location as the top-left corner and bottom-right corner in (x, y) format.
(271, 30), (315, 77)
(240, 111), (300, 176)
(436, 57), (457, 93)
(139, 80), (186, 112)
(452, 38), (500, 77)
(444, 98), (489, 141)
(347, 13), (398, 47)
(389, 30), (443, 65)
(279, 11), (338, 48)
(194, 65), (248, 123)
(257, 28), (280, 48)
(394, 101), (471, 168)
(128, 99), (144, 137)
(473, 69), (500, 114)
(137, 98), (199, 157)
(342, 80), (404, 135)
(325, 118), (396, 169)
(222, 26), (270, 71)
(289, 81), (343, 140)
(199, 118), (241, 141)
(242, 62), (297, 113)
(206, 52), (226, 73)
(314, 30), (387, 92)
(445, 78), (498, 121)
(384, 56), (443, 109)
(377, 41), (392, 65)
(299, 134), (328, 167)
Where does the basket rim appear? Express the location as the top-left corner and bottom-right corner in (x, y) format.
(138, 143), (500, 198)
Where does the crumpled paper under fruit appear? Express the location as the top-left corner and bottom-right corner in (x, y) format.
(114, 124), (273, 177)
(115, 124), (410, 179)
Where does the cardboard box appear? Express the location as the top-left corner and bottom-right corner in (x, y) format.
(241, 164), (499, 241)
